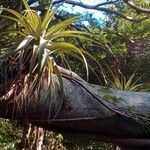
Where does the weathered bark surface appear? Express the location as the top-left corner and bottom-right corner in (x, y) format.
(0, 73), (150, 146)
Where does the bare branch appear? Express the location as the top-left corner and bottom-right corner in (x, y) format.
(53, 0), (118, 9)
(52, 0), (150, 22)
(124, 0), (150, 14)
(94, 0), (118, 7)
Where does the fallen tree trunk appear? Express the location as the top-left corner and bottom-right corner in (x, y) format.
(0, 71), (150, 148)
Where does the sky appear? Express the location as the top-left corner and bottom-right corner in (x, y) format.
(60, 0), (105, 17)
(80, 0), (102, 5)
(58, 0), (106, 26)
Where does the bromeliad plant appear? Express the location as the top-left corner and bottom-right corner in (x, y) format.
(0, 0), (98, 104)
(108, 70), (147, 91)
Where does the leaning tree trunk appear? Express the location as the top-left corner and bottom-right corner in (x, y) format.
(0, 69), (150, 149)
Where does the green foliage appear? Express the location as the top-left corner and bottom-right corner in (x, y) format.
(116, 19), (150, 39)
(117, 0), (150, 39)
(99, 87), (124, 105)
(0, 119), (65, 150)
(98, 87), (112, 94)
(102, 94), (123, 105)
(90, 0), (150, 62)
(63, 136), (113, 150)
(0, 119), (22, 150)
(42, 132), (65, 150)
(108, 71), (147, 91)
(92, 1), (150, 86)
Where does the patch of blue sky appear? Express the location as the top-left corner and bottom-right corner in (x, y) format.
(59, 3), (105, 19)
(29, 1), (39, 7)
(77, 0), (106, 6)
(58, 0), (107, 27)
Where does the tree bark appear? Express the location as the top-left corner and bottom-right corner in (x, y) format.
(0, 73), (150, 147)
(21, 123), (45, 150)
(22, 123), (31, 149)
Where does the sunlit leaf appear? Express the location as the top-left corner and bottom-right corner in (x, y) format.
(0, 35), (34, 59)
(45, 17), (78, 38)
(41, 9), (55, 31)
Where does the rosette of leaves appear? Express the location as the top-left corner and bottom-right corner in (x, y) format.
(0, 0), (98, 114)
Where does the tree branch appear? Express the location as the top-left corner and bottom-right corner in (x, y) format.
(124, 0), (150, 14)
(53, 0), (118, 9)
(53, 0), (150, 22)
(52, 0), (117, 7)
